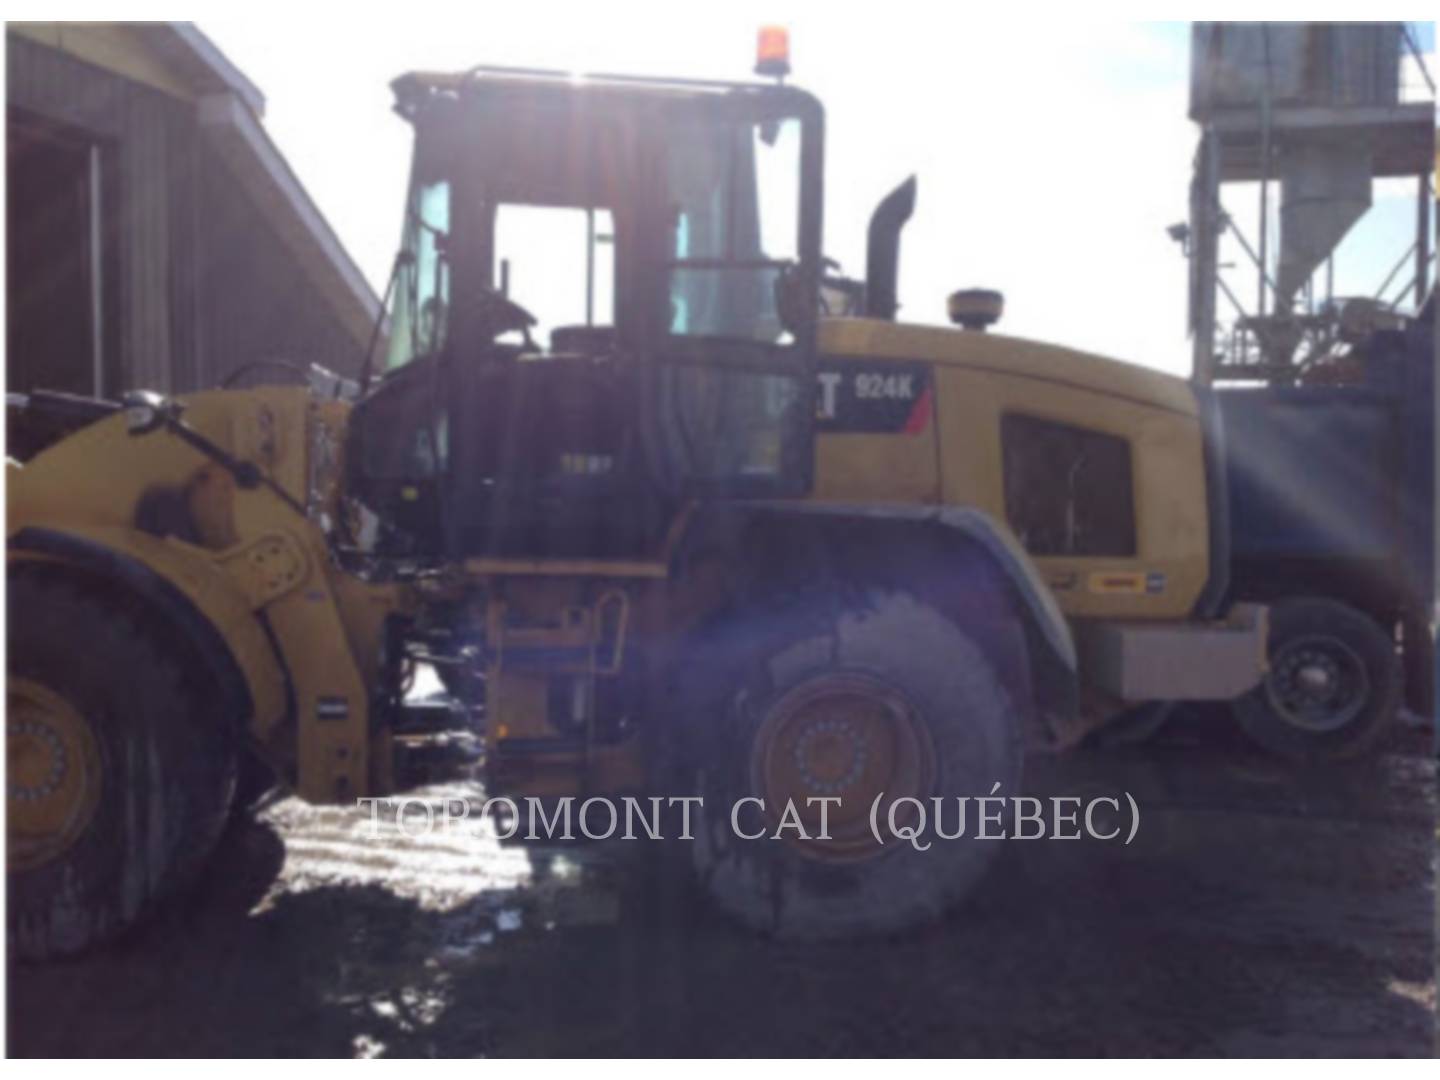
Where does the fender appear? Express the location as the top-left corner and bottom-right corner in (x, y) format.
(680, 500), (1079, 745)
(719, 500), (1075, 667)
(8, 525), (290, 742)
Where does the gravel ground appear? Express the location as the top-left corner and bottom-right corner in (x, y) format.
(8, 719), (1436, 1057)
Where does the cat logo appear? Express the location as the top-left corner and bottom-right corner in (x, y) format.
(815, 360), (932, 434)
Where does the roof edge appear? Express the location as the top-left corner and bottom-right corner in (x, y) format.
(167, 22), (265, 116)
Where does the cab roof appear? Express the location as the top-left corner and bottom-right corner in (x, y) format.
(391, 64), (819, 121)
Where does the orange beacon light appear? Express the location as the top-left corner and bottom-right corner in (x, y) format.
(755, 26), (791, 81)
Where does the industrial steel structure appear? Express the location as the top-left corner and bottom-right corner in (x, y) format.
(1183, 22), (1433, 385)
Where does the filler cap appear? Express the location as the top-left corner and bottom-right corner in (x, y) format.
(947, 288), (1004, 331)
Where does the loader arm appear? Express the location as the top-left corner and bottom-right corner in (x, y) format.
(7, 387), (396, 801)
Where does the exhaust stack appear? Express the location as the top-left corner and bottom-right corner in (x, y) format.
(865, 176), (917, 320)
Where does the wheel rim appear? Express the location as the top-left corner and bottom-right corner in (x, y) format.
(1263, 633), (1370, 734)
(7, 678), (103, 871)
(751, 673), (935, 861)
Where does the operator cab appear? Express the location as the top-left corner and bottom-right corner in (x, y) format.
(348, 66), (823, 559)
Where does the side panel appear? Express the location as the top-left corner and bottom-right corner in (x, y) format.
(1222, 388), (1397, 562)
(813, 358), (940, 503)
(817, 318), (1211, 621)
(931, 364), (1209, 620)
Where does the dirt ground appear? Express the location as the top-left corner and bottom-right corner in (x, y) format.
(8, 716), (1436, 1057)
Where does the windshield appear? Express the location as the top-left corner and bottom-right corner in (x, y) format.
(664, 115), (802, 344)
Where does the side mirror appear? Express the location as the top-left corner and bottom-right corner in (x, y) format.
(121, 390), (180, 436)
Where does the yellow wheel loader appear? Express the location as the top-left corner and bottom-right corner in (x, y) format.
(7, 57), (1270, 958)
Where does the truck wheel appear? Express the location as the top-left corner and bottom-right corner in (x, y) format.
(7, 570), (237, 959)
(685, 588), (1023, 939)
(1232, 596), (1400, 761)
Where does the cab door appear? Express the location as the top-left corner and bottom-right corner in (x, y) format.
(641, 91), (823, 499)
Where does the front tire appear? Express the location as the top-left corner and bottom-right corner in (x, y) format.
(684, 588), (1023, 939)
(1231, 596), (1400, 761)
(7, 569), (237, 959)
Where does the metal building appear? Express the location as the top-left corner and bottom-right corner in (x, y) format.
(5, 22), (379, 400)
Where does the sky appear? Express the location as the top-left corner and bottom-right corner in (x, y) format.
(201, 10), (1436, 377)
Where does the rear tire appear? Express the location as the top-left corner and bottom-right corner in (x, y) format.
(683, 588), (1023, 939)
(1232, 596), (1400, 761)
(7, 569), (237, 959)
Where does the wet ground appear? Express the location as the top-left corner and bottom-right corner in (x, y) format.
(8, 717), (1436, 1057)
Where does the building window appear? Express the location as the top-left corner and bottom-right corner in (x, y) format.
(1001, 413), (1136, 557)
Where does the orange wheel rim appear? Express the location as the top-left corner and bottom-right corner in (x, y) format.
(8, 678), (102, 872)
(751, 673), (934, 861)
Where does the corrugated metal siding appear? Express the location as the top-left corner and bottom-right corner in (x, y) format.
(1190, 23), (1404, 117)
(196, 145), (365, 387)
(7, 33), (365, 395)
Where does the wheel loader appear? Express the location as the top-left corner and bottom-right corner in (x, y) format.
(7, 47), (1272, 958)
